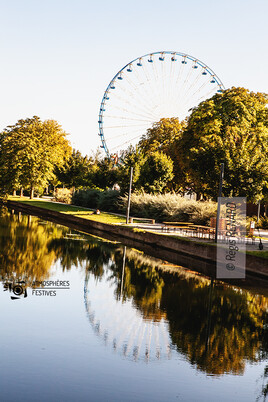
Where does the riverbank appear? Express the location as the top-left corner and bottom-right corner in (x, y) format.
(4, 198), (268, 279)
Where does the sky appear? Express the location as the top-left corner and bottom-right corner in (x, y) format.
(0, 0), (268, 156)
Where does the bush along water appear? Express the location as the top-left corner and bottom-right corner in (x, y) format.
(72, 190), (217, 225)
(72, 189), (121, 213)
(118, 193), (217, 225)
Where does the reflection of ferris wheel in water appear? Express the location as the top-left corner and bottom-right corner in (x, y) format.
(98, 51), (225, 157)
(83, 251), (172, 363)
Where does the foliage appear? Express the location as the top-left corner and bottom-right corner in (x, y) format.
(119, 193), (216, 224)
(72, 188), (121, 212)
(162, 277), (268, 375)
(138, 151), (174, 193)
(72, 188), (101, 208)
(139, 117), (186, 154)
(175, 87), (268, 201)
(247, 215), (268, 229)
(55, 149), (93, 188)
(0, 212), (65, 284)
(117, 147), (174, 194)
(117, 146), (146, 194)
(138, 117), (187, 190)
(0, 116), (72, 198)
(90, 157), (118, 190)
(53, 188), (74, 204)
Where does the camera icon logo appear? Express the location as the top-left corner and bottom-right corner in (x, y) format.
(226, 263), (235, 271)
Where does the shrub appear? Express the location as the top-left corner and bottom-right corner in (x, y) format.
(99, 190), (121, 212)
(72, 189), (101, 209)
(72, 189), (120, 212)
(54, 188), (73, 204)
(119, 193), (217, 225)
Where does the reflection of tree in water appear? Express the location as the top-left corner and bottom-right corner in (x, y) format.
(0, 210), (67, 284)
(161, 274), (268, 375)
(110, 248), (165, 321)
(50, 236), (112, 277)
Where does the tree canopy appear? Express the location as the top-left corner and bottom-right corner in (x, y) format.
(117, 146), (174, 194)
(0, 116), (71, 197)
(138, 117), (186, 190)
(174, 87), (268, 201)
(55, 149), (93, 188)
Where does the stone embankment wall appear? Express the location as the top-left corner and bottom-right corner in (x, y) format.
(6, 200), (268, 279)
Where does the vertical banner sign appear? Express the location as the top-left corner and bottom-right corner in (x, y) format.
(216, 197), (246, 279)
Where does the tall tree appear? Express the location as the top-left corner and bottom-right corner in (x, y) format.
(90, 157), (118, 190)
(117, 146), (146, 194)
(138, 117), (187, 190)
(55, 149), (93, 188)
(138, 151), (174, 193)
(0, 116), (72, 198)
(175, 87), (268, 201)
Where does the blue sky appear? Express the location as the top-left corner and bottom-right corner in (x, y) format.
(0, 0), (267, 155)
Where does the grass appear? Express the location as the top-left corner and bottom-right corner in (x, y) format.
(8, 196), (125, 224)
(246, 250), (268, 259)
(7, 196), (268, 260)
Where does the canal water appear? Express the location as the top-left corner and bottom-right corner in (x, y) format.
(1, 209), (268, 402)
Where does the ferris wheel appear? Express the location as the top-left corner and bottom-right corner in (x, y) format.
(98, 51), (225, 157)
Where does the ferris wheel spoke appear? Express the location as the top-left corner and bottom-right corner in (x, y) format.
(142, 60), (162, 110)
(106, 125), (148, 139)
(104, 114), (153, 123)
(188, 75), (215, 100)
(109, 87), (156, 116)
(166, 58), (176, 109)
(181, 68), (206, 100)
(110, 86), (162, 121)
(116, 72), (162, 117)
(105, 125), (150, 142)
(104, 122), (150, 130)
(178, 60), (196, 100)
(110, 133), (145, 151)
(127, 66), (163, 115)
(106, 125), (149, 140)
(173, 67), (204, 110)
(106, 103), (159, 121)
(184, 83), (218, 110)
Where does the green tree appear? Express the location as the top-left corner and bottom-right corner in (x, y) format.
(175, 87), (268, 201)
(139, 117), (186, 154)
(138, 117), (187, 190)
(138, 151), (174, 193)
(90, 157), (118, 189)
(117, 146), (146, 194)
(55, 149), (93, 188)
(0, 116), (71, 198)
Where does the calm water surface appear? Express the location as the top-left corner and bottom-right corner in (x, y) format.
(1, 210), (268, 401)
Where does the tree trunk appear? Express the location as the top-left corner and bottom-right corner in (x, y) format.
(30, 187), (34, 199)
(13, 190), (16, 196)
(20, 187), (23, 197)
